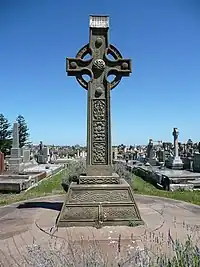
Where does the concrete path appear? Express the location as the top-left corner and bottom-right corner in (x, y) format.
(0, 194), (200, 266)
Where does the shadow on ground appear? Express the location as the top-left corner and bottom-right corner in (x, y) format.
(17, 202), (62, 211)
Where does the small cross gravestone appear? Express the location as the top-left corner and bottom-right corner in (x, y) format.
(0, 152), (4, 173)
(165, 128), (183, 170)
(57, 15), (143, 228)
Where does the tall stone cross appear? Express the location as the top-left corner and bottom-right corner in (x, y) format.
(66, 16), (131, 176)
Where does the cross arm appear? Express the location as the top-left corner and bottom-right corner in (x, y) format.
(105, 58), (132, 77)
(66, 57), (93, 77)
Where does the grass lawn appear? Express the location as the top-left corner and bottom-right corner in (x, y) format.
(133, 175), (200, 206)
(0, 169), (200, 206)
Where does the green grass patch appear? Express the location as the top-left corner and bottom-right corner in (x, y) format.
(0, 169), (67, 206)
(133, 174), (200, 205)
(1, 167), (200, 207)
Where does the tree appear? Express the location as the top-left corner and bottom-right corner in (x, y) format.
(16, 115), (29, 148)
(0, 114), (12, 154)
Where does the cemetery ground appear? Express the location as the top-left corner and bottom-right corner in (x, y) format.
(0, 163), (200, 266)
(0, 166), (200, 206)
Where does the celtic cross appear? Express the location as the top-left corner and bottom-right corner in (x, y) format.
(66, 16), (131, 176)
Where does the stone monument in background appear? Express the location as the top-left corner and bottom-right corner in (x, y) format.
(57, 15), (143, 228)
(8, 122), (24, 173)
(0, 152), (5, 173)
(166, 128), (183, 170)
(37, 141), (48, 164)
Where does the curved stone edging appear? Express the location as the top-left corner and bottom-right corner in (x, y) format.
(136, 193), (200, 208)
(0, 194), (65, 208)
(1, 193), (200, 209)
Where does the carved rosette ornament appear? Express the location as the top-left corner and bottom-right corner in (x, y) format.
(93, 59), (106, 71)
(66, 15), (131, 174)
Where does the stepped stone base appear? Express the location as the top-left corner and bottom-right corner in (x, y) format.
(57, 176), (143, 228)
(8, 158), (24, 173)
(166, 157), (183, 170)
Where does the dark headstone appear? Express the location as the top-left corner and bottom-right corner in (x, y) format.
(0, 152), (4, 173)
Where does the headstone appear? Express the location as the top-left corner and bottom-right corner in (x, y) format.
(37, 142), (48, 164)
(8, 122), (24, 173)
(112, 147), (118, 160)
(147, 139), (157, 166)
(42, 146), (49, 163)
(0, 152), (4, 173)
(20, 146), (26, 157)
(193, 152), (200, 172)
(147, 139), (153, 159)
(166, 128), (183, 170)
(57, 15), (143, 228)
(23, 149), (30, 163)
(80, 150), (86, 158)
(134, 150), (138, 160)
(157, 149), (165, 163)
(198, 142), (200, 153)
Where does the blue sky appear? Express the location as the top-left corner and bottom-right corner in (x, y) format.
(0, 0), (200, 146)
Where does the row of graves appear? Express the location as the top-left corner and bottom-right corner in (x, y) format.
(0, 122), (63, 193)
(118, 128), (200, 191)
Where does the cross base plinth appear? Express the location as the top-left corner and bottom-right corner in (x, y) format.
(56, 176), (143, 228)
(79, 174), (120, 184)
(166, 157), (184, 170)
(86, 165), (113, 176)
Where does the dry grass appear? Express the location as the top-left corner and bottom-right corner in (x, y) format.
(0, 220), (199, 266)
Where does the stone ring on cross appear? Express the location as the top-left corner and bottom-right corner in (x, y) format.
(67, 42), (131, 90)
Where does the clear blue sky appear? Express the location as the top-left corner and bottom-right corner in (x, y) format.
(0, 0), (200, 146)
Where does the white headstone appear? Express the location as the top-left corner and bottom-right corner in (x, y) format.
(23, 150), (30, 163)
(8, 122), (23, 173)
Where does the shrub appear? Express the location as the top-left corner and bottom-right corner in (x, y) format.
(113, 163), (132, 184)
(61, 159), (86, 192)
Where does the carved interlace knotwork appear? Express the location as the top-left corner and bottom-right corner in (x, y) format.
(93, 100), (106, 120)
(71, 190), (130, 202)
(92, 99), (107, 164)
(79, 177), (119, 184)
(103, 206), (137, 220)
(93, 121), (106, 142)
(63, 206), (98, 220)
(92, 142), (106, 164)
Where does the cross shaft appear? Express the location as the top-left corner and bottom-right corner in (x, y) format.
(66, 16), (132, 176)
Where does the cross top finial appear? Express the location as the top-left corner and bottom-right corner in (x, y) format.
(89, 15), (109, 28)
